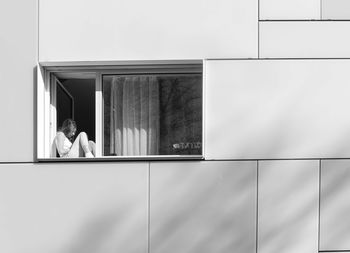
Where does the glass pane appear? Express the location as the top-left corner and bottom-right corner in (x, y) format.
(103, 74), (202, 156)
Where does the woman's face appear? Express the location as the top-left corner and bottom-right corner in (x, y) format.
(67, 126), (76, 138)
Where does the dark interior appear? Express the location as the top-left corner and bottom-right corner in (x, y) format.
(57, 78), (96, 141)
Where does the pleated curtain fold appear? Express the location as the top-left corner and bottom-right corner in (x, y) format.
(110, 76), (160, 156)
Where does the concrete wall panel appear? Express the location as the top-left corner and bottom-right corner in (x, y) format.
(0, 0), (37, 162)
(322, 0), (350, 20)
(0, 162), (148, 253)
(39, 0), (258, 61)
(320, 160), (350, 250)
(260, 21), (350, 58)
(260, 0), (320, 20)
(206, 59), (350, 159)
(150, 161), (256, 253)
(258, 160), (319, 253)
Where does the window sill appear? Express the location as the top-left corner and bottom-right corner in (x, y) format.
(36, 155), (204, 163)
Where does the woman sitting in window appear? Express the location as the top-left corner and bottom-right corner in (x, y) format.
(55, 119), (95, 158)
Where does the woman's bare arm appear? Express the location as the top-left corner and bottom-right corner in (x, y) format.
(56, 132), (70, 156)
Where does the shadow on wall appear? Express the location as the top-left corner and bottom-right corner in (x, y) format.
(150, 163), (256, 253)
(258, 164), (318, 253)
(64, 201), (146, 253)
(320, 162), (350, 250)
(42, 163), (255, 253)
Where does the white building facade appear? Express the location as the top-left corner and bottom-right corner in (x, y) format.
(1, 0), (350, 252)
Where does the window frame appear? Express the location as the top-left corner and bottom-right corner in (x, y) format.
(36, 60), (204, 161)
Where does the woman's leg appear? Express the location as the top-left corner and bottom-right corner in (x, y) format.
(68, 132), (92, 157)
(89, 141), (96, 156)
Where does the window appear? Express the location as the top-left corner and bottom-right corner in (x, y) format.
(37, 61), (203, 160)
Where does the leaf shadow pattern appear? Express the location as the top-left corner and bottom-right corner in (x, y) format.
(64, 201), (147, 253)
(150, 162), (257, 253)
(258, 161), (319, 253)
(320, 161), (350, 250)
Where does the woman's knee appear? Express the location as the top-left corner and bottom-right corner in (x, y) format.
(77, 132), (88, 139)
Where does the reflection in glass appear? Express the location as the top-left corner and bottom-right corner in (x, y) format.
(103, 74), (202, 156)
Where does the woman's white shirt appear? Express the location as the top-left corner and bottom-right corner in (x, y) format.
(55, 132), (72, 157)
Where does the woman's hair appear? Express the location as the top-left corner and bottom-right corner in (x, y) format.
(59, 119), (77, 137)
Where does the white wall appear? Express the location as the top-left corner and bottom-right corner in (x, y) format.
(258, 160), (319, 253)
(322, 0), (350, 19)
(2, 0), (350, 252)
(0, 0), (37, 162)
(0, 159), (327, 253)
(260, 0), (320, 20)
(260, 21), (350, 58)
(39, 0), (258, 61)
(0, 163), (148, 253)
(150, 161), (256, 253)
(320, 160), (350, 250)
(0, 161), (259, 253)
(206, 59), (350, 159)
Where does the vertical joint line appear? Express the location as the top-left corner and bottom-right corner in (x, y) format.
(258, 22), (260, 59)
(320, 0), (323, 20)
(37, 0), (40, 60)
(256, 160), (259, 253)
(257, 0), (260, 58)
(148, 162), (151, 253)
(318, 159), (321, 251)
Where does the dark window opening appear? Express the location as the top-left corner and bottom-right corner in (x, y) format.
(57, 79), (96, 142)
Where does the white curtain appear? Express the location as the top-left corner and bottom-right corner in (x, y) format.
(110, 76), (159, 156)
